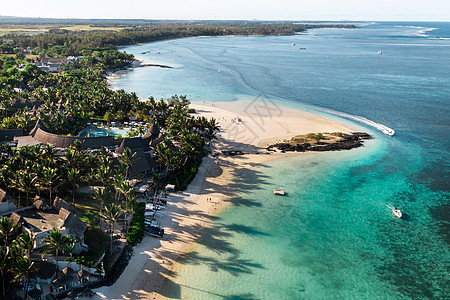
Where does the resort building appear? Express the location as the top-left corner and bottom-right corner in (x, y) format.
(9, 197), (88, 254)
(34, 57), (80, 73)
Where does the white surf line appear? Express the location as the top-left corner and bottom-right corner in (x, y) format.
(314, 107), (395, 136)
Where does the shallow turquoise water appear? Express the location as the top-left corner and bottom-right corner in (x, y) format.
(110, 22), (450, 299)
(78, 127), (130, 137)
(162, 139), (448, 299)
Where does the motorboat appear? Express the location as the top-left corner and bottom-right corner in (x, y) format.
(273, 188), (286, 196)
(392, 208), (402, 218)
(387, 205), (402, 218)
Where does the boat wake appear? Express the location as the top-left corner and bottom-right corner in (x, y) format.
(314, 107), (395, 136)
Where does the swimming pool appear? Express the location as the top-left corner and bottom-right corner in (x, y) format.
(78, 127), (131, 137)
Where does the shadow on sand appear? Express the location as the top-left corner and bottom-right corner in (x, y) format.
(109, 143), (274, 299)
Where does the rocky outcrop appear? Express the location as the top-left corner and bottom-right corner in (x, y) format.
(267, 132), (371, 153)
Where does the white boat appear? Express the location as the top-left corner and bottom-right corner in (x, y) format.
(274, 189), (285, 196)
(386, 128), (395, 136)
(392, 208), (402, 218)
(377, 51), (383, 54)
(387, 205), (402, 218)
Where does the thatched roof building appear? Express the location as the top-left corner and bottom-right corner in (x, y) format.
(30, 120), (117, 150)
(0, 188), (7, 203)
(9, 212), (25, 226)
(115, 137), (149, 155)
(53, 197), (74, 212)
(61, 208), (87, 237)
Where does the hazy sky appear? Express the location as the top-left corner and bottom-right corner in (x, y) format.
(1, 0), (449, 21)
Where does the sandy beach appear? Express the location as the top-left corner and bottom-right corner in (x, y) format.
(92, 101), (354, 299)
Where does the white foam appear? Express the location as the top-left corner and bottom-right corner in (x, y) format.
(314, 107), (395, 136)
(429, 37), (450, 40)
(413, 27), (437, 37)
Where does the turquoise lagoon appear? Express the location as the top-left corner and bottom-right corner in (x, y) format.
(110, 22), (449, 299)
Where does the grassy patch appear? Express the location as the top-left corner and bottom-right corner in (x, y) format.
(291, 132), (342, 145)
(0, 25), (131, 36)
(74, 195), (99, 214)
(0, 53), (39, 59)
(58, 25), (132, 32)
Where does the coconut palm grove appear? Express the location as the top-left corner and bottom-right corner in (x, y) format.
(0, 23), (225, 298)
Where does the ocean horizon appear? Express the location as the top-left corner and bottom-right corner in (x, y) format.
(110, 21), (449, 299)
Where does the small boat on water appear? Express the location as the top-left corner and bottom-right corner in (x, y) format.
(392, 208), (402, 218)
(377, 51), (383, 55)
(274, 188), (286, 196)
(387, 205), (402, 218)
(386, 128), (395, 136)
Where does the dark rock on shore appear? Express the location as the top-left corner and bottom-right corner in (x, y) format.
(139, 63), (173, 68)
(221, 150), (246, 156)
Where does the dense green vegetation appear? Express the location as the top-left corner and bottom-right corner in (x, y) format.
(126, 202), (145, 246)
(1, 23), (356, 57)
(0, 217), (36, 298)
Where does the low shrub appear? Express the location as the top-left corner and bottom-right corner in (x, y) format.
(126, 202), (145, 246)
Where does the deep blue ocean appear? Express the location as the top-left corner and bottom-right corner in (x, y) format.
(110, 22), (449, 299)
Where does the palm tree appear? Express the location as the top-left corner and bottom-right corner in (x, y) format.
(40, 144), (59, 162)
(42, 167), (59, 202)
(123, 196), (137, 233)
(95, 165), (112, 187)
(0, 217), (20, 246)
(179, 132), (203, 167)
(206, 117), (220, 140)
(99, 204), (123, 253)
(15, 231), (35, 257)
(154, 142), (173, 176)
(42, 228), (74, 277)
(65, 147), (84, 170)
(93, 187), (111, 210)
(67, 168), (81, 204)
(0, 100), (11, 118)
(12, 171), (22, 208)
(115, 179), (134, 203)
(118, 147), (135, 178)
(32, 163), (44, 196)
(18, 171), (37, 206)
(12, 257), (35, 299)
(95, 154), (113, 187)
(0, 246), (11, 298)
